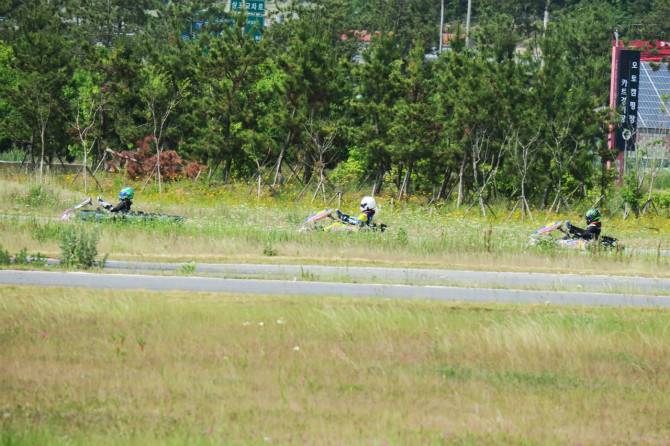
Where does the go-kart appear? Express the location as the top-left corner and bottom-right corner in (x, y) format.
(529, 221), (618, 250)
(299, 209), (387, 233)
(60, 197), (186, 223)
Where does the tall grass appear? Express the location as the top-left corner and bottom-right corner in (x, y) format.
(0, 174), (669, 275)
(653, 168), (670, 189)
(1, 287), (670, 445)
(0, 147), (26, 162)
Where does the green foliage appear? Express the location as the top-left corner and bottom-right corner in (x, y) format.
(59, 225), (104, 269)
(621, 170), (645, 214)
(330, 156), (366, 188)
(0, 244), (46, 266)
(12, 247), (28, 265)
(179, 262), (196, 274)
(396, 227), (408, 245)
(20, 184), (60, 207)
(263, 244), (278, 256)
(0, 244), (9, 265)
(653, 191), (670, 209)
(0, 147), (24, 161)
(0, 0), (664, 203)
(654, 169), (670, 189)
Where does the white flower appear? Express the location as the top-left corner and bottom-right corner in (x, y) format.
(259, 322), (264, 326)
(293, 346), (300, 351)
(277, 318), (285, 324)
(242, 321), (250, 326)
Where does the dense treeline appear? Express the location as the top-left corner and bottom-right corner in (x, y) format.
(0, 0), (667, 210)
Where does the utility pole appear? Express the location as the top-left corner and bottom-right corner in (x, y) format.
(465, 0), (472, 49)
(439, 0), (445, 53)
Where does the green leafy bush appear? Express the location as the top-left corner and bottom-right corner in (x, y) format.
(621, 172), (644, 216)
(22, 184), (60, 207)
(652, 191), (670, 209)
(0, 245), (9, 265)
(60, 225), (105, 269)
(0, 244), (46, 266)
(263, 244), (278, 256)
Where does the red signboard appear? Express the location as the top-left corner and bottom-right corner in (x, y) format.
(611, 41), (670, 61)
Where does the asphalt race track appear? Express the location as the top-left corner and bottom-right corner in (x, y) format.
(1, 265), (669, 308)
(102, 260), (670, 294)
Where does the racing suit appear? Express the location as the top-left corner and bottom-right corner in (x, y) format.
(323, 209), (376, 232)
(567, 221), (601, 240)
(336, 209), (375, 227)
(98, 197), (133, 213)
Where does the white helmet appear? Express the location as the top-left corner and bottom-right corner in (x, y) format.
(360, 196), (376, 211)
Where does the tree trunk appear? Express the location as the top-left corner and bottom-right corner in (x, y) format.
(39, 125), (46, 183)
(372, 158), (385, 196)
(98, 106), (105, 165)
(274, 108), (296, 186)
(398, 159), (413, 200)
(457, 153), (467, 209)
(29, 132), (35, 166)
(395, 162), (403, 191)
(542, 182), (552, 209)
(224, 157), (231, 182)
(437, 165), (453, 201)
(273, 142), (287, 186)
(302, 162), (313, 186)
(478, 190), (486, 217)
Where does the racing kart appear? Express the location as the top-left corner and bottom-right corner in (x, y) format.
(529, 221), (618, 250)
(60, 197), (186, 223)
(299, 209), (387, 233)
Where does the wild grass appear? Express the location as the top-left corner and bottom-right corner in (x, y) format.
(653, 168), (670, 189)
(0, 173), (669, 276)
(0, 148), (26, 162)
(1, 286), (670, 445)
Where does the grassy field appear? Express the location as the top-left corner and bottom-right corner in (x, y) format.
(0, 173), (669, 276)
(2, 172), (670, 445)
(2, 286), (670, 445)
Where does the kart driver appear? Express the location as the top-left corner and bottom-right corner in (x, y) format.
(566, 208), (602, 241)
(98, 187), (134, 213)
(326, 196), (377, 231)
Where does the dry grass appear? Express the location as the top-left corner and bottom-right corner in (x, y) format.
(1, 174), (669, 276)
(2, 286), (670, 445)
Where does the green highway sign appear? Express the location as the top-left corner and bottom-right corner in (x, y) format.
(245, 15), (264, 42)
(230, 0), (266, 15)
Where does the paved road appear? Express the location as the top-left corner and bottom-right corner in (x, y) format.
(1, 269), (669, 308)
(99, 260), (670, 295)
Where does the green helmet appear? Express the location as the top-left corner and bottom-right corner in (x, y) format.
(585, 208), (601, 224)
(119, 187), (134, 200)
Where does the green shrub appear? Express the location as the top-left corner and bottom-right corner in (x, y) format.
(0, 245), (9, 265)
(652, 191), (670, 209)
(0, 244), (47, 266)
(24, 184), (60, 206)
(621, 172), (644, 216)
(60, 225), (105, 269)
(396, 227), (408, 245)
(0, 147), (26, 162)
(653, 168), (670, 189)
(263, 244), (278, 256)
(29, 220), (63, 242)
(12, 247), (28, 264)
